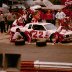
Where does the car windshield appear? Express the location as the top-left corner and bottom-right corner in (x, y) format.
(44, 24), (57, 30)
(32, 25), (45, 30)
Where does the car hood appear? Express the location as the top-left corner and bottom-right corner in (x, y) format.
(61, 30), (72, 36)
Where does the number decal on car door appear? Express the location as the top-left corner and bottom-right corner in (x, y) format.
(39, 31), (43, 38)
(31, 30), (44, 38)
(32, 30), (37, 38)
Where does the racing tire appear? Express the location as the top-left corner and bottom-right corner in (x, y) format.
(15, 39), (25, 46)
(50, 33), (58, 43)
(50, 33), (55, 42)
(36, 38), (47, 47)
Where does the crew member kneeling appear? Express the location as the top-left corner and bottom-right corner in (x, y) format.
(12, 28), (25, 45)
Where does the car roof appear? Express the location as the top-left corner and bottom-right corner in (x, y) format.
(27, 22), (52, 25)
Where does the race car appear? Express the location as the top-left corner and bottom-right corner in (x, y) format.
(10, 22), (57, 41)
(10, 22), (72, 42)
(50, 26), (72, 43)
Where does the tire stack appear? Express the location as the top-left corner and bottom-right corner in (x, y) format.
(36, 38), (47, 47)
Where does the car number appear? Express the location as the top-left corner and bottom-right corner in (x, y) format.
(31, 30), (48, 38)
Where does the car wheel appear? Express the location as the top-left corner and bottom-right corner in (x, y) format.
(50, 33), (58, 43)
(50, 33), (55, 42)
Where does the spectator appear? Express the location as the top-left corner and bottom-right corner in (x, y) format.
(12, 12), (21, 27)
(0, 11), (6, 33)
(37, 9), (45, 22)
(55, 9), (66, 27)
(31, 17), (38, 23)
(6, 11), (16, 31)
(31, 11), (41, 23)
(45, 9), (53, 23)
(52, 10), (56, 25)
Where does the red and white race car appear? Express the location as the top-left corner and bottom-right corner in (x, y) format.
(10, 22), (72, 42)
(10, 23), (57, 41)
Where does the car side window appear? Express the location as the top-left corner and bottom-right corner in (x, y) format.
(33, 25), (45, 30)
(28, 24), (32, 29)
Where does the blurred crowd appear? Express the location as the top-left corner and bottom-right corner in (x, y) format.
(0, 7), (72, 33)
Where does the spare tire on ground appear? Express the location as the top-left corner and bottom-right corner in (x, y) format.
(36, 38), (47, 47)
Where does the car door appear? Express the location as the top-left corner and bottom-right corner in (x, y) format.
(31, 24), (48, 39)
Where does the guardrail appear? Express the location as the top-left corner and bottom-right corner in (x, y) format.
(20, 60), (72, 72)
(0, 53), (72, 72)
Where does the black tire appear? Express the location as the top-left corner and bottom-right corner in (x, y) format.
(36, 39), (47, 47)
(15, 39), (25, 46)
(50, 33), (55, 42)
(36, 41), (47, 47)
